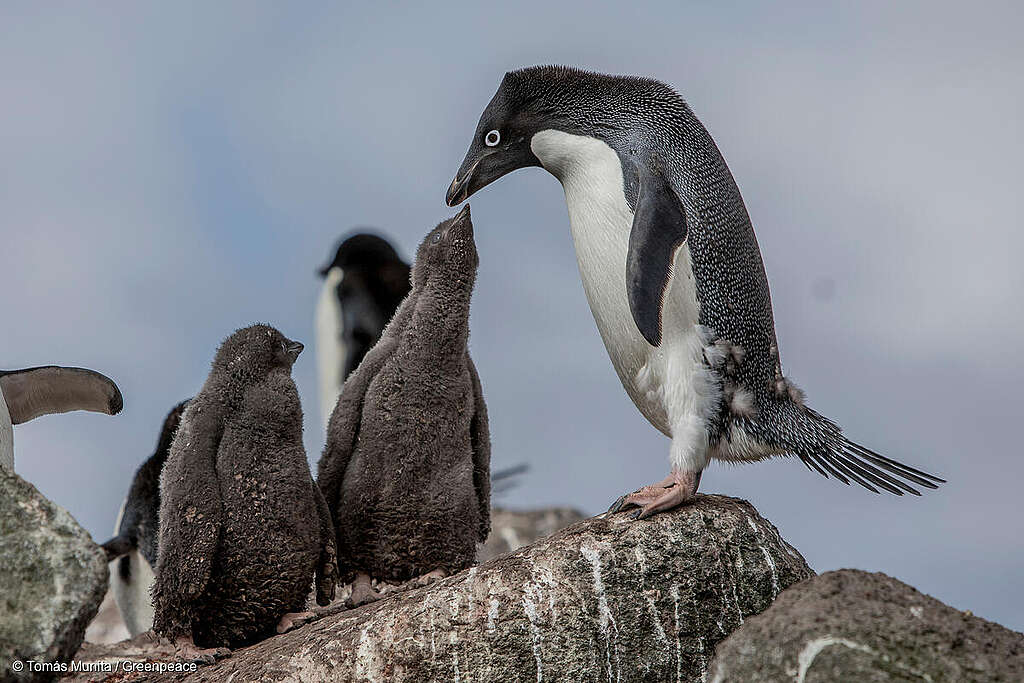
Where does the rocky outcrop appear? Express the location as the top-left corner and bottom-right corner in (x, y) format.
(78, 505), (587, 646)
(118, 494), (811, 682)
(479, 506), (586, 562)
(0, 468), (108, 682)
(707, 569), (1024, 683)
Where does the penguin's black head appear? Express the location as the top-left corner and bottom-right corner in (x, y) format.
(214, 324), (305, 378)
(447, 65), (641, 206)
(412, 205), (478, 287)
(318, 233), (403, 277)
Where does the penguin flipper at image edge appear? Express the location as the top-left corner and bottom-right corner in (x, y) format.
(625, 159), (689, 347)
(467, 357), (492, 542)
(151, 401), (224, 635)
(0, 366), (122, 424)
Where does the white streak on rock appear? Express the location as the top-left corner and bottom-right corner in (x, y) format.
(522, 587), (544, 682)
(795, 636), (935, 683)
(746, 513), (780, 597)
(582, 545), (621, 682)
(670, 584), (682, 683)
(633, 547), (667, 645)
(487, 598), (499, 632)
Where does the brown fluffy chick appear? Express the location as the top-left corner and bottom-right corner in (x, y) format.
(152, 324), (337, 660)
(317, 206), (490, 607)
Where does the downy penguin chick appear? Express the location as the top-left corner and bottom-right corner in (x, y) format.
(317, 206), (490, 607)
(447, 66), (944, 518)
(315, 233), (410, 429)
(102, 399), (189, 637)
(1, 365), (122, 472)
(152, 325), (337, 659)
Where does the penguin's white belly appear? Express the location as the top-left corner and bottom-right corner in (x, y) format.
(315, 267), (346, 431)
(1, 388), (13, 471)
(532, 130), (715, 446)
(109, 499), (156, 636)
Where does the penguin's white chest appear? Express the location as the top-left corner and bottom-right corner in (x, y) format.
(1, 388), (13, 471)
(315, 267), (346, 431)
(531, 130), (710, 438)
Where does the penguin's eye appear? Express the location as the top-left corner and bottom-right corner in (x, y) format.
(484, 130), (500, 147)
(431, 232), (443, 244)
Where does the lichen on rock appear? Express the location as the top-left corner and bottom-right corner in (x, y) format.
(0, 468), (108, 682)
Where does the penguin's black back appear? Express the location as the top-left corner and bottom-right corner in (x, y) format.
(106, 399), (189, 577)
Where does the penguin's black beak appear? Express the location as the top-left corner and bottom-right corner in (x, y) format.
(286, 340), (304, 362)
(446, 142), (541, 207)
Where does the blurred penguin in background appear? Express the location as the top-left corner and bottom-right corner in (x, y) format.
(315, 233), (410, 430)
(102, 399), (189, 637)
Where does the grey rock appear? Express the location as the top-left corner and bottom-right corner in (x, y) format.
(479, 506), (586, 562)
(0, 468), (108, 682)
(707, 569), (1024, 683)
(141, 494), (812, 682)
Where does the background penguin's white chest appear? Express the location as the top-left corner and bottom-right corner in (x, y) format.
(531, 130), (708, 437)
(315, 267), (346, 431)
(1, 388), (13, 471)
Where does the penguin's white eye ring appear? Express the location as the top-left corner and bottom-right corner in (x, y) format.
(484, 130), (500, 147)
(432, 232), (443, 244)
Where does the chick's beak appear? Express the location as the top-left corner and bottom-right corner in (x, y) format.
(286, 340), (304, 362)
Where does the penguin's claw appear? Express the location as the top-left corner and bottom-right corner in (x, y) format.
(608, 495), (629, 514)
(607, 472), (680, 513)
(609, 471), (701, 520)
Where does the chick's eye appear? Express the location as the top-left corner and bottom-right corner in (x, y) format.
(484, 130), (500, 147)
(431, 232), (443, 244)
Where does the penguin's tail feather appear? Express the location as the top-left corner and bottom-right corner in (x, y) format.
(792, 407), (945, 496)
(100, 533), (135, 562)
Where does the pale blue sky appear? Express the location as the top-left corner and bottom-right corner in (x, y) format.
(2, 2), (1021, 630)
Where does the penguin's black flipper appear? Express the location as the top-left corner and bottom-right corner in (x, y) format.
(0, 366), (123, 424)
(151, 406), (224, 637)
(625, 162), (688, 347)
(101, 533), (135, 561)
(311, 476), (338, 606)
(468, 357), (492, 542)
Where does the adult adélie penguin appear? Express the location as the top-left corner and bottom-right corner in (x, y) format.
(446, 65), (944, 518)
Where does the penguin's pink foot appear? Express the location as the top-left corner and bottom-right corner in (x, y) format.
(608, 470), (702, 520)
(346, 572), (382, 608)
(172, 635), (230, 664)
(276, 611), (316, 634)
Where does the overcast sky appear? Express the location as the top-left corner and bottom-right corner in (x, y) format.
(2, 2), (1021, 631)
